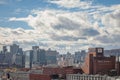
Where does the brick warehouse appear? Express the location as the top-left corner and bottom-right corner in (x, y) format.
(43, 66), (83, 78)
(29, 74), (51, 80)
(29, 66), (83, 80)
(82, 47), (117, 75)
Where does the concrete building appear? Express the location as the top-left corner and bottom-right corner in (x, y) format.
(57, 53), (74, 67)
(104, 49), (120, 57)
(15, 54), (25, 68)
(37, 49), (47, 66)
(4, 53), (13, 66)
(0, 53), (13, 68)
(74, 50), (86, 67)
(66, 74), (117, 80)
(32, 46), (47, 66)
(24, 50), (31, 68)
(24, 50), (34, 68)
(10, 44), (19, 54)
(0, 53), (6, 68)
(10, 71), (29, 80)
(18, 48), (23, 55)
(46, 49), (59, 65)
(2, 46), (7, 54)
(65, 52), (74, 66)
(74, 50), (86, 64)
(82, 47), (116, 75)
(32, 46), (39, 65)
(57, 54), (66, 67)
(30, 50), (33, 69)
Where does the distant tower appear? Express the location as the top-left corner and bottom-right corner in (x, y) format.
(37, 49), (47, 66)
(3, 46), (7, 54)
(32, 46), (39, 65)
(10, 44), (19, 54)
(116, 54), (120, 75)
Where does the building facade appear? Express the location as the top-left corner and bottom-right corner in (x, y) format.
(74, 50), (86, 64)
(46, 49), (59, 65)
(82, 48), (116, 75)
(66, 74), (116, 80)
(10, 44), (19, 54)
(104, 49), (120, 56)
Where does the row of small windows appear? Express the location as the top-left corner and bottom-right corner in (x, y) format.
(67, 75), (104, 80)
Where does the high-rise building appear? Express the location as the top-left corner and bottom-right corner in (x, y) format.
(3, 46), (7, 54)
(18, 48), (23, 55)
(0, 53), (13, 68)
(57, 52), (74, 67)
(15, 54), (23, 67)
(32, 46), (47, 66)
(32, 46), (39, 65)
(10, 44), (19, 54)
(104, 49), (120, 56)
(57, 54), (66, 67)
(30, 50), (33, 69)
(24, 50), (31, 68)
(0, 53), (5, 63)
(46, 49), (59, 65)
(65, 52), (74, 66)
(37, 49), (47, 66)
(32, 46), (39, 50)
(0, 44), (26, 68)
(74, 51), (81, 63)
(74, 50), (86, 64)
(24, 50), (34, 68)
(81, 50), (86, 61)
(4, 53), (13, 66)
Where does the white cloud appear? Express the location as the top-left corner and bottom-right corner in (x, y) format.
(8, 9), (97, 52)
(48, 0), (91, 9)
(0, 27), (50, 49)
(93, 9), (120, 46)
(4, 0), (120, 53)
(102, 10), (120, 29)
(9, 9), (100, 39)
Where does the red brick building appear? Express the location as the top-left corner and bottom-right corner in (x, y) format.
(29, 74), (51, 80)
(82, 48), (116, 75)
(29, 66), (83, 80)
(43, 66), (82, 75)
(43, 66), (83, 78)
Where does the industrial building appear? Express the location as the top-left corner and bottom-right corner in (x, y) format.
(82, 47), (120, 75)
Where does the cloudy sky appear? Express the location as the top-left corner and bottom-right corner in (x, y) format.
(0, 0), (120, 53)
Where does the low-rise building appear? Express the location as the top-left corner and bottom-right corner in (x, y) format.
(10, 71), (29, 80)
(66, 74), (118, 80)
(29, 74), (51, 80)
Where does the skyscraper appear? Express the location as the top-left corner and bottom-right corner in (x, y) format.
(37, 49), (47, 66)
(10, 44), (19, 54)
(18, 48), (23, 55)
(32, 46), (39, 65)
(46, 49), (59, 65)
(30, 50), (33, 69)
(3, 46), (7, 54)
(24, 50), (34, 68)
(74, 50), (86, 63)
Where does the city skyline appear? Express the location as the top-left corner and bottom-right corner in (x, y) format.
(0, 0), (120, 54)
